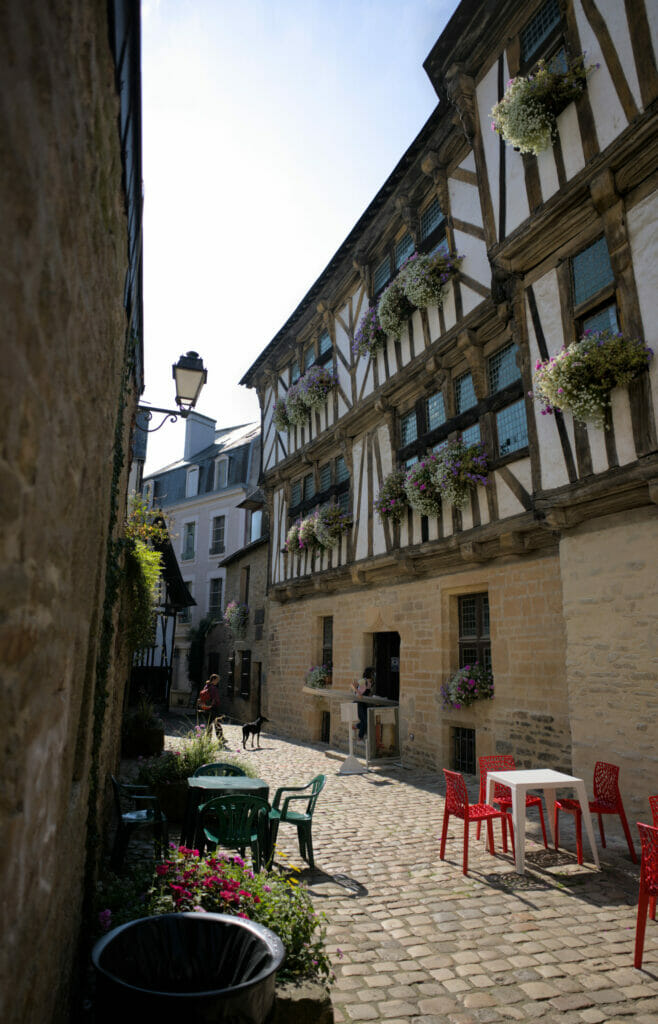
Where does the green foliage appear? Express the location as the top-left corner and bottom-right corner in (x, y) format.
(95, 846), (333, 984)
(187, 615), (217, 685)
(136, 725), (260, 787)
(125, 492), (170, 544)
(124, 539), (162, 651)
(374, 469), (409, 524)
(377, 277), (415, 339)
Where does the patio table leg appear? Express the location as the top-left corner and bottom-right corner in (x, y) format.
(542, 786), (558, 847)
(574, 779), (600, 868)
(511, 785), (526, 873)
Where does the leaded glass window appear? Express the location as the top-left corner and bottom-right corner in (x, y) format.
(496, 399), (528, 456)
(303, 473), (315, 500)
(420, 197), (443, 240)
(291, 361), (300, 383)
(455, 372), (477, 413)
(335, 455), (349, 484)
(400, 410), (418, 446)
(319, 330), (332, 355)
(291, 480), (302, 507)
(488, 343), (521, 393)
(374, 256), (391, 293)
(461, 423), (481, 446)
(427, 391), (446, 431)
(572, 237), (614, 306)
(304, 346), (315, 369)
(583, 304), (619, 334)
(521, 0), (561, 62)
(458, 593), (491, 671)
(319, 462), (332, 490)
(395, 232), (414, 270)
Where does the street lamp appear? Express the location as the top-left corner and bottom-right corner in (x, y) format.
(137, 351), (208, 431)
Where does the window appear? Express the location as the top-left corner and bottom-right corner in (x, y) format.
(572, 237), (618, 336)
(520, 0), (562, 68)
(152, 479), (162, 501)
(337, 490), (350, 512)
(249, 509), (263, 543)
(210, 515), (225, 554)
(452, 727), (476, 775)
(373, 255), (391, 294)
(291, 480), (302, 507)
(420, 197), (444, 242)
(226, 652), (235, 697)
(496, 399), (529, 456)
(461, 423), (481, 446)
(303, 473), (315, 501)
(455, 372), (477, 414)
(179, 582), (193, 623)
(214, 458), (228, 490)
(291, 361), (301, 383)
(240, 650), (251, 697)
(400, 410), (418, 447)
(209, 577), (222, 618)
(186, 466), (199, 498)
(317, 329), (333, 366)
(304, 346), (315, 370)
(395, 232), (414, 270)
(335, 455), (349, 484)
(426, 391), (446, 432)
(488, 343), (520, 393)
(458, 593), (491, 671)
(322, 616), (333, 670)
(240, 566), (250, 606)
(319, 462), (332, 491)
(182, 522), (196, 560)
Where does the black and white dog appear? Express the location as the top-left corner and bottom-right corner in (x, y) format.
(242, 715), (269, 749)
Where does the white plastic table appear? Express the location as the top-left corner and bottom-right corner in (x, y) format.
(485, 768), (600, 874)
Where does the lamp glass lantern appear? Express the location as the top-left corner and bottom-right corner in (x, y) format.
(172, 351), (208, 413)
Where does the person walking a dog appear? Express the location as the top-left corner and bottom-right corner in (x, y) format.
(199, 673), (221, 724)
(351, 667), (375, 740)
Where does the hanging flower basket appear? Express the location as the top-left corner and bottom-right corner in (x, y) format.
(377, 278), (415, 339)
(223, 601), (248, 638)
(297, 365), (335, 410)
(304, 664), (332, 689)
(285, 380), (309, 426)
(284, 520), (301, 553)
(374, 470), (409, 524)
(353, 303), (387, 360)
(298, 511), (321, 551)
(531, 330), (653, 428)
(431, 440), (488, 510)
(404, 455), (443, 517)
(441, 662), (494, 710)
(399, 250), (463, 309)
(272, 398), (291, 432)
(490, 54), (593, 155)
(315, 503), (351, 549)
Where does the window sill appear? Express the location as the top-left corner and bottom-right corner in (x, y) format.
(209, 548), (225, 556)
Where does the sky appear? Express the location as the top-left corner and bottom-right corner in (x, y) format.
(140, 0), (457, 474)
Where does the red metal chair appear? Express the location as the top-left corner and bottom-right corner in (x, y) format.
(477, 754), (548, 850)
(440, 768), (514, 876)
(649, 795), (658, 826)
(634, 822), (658, 969)
(554, 761), (637, 864)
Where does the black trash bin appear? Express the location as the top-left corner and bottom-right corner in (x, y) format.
(91, 912), (285, 1024)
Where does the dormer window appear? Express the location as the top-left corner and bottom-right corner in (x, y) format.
(214, 457), (228, 490)
(185, 466), (199, 498)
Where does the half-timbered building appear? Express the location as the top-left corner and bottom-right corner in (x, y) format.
(241, 0), (658, 822)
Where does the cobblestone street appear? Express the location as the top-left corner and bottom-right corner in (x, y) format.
(146, 715), (658, 1024)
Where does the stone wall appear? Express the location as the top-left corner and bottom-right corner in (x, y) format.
(265, 549), (571, 774)
(561, 506), (658, 830)
(0, 2), (136, 1021)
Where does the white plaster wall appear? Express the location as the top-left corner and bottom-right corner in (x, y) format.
(536, 143), (559, 204)
(453, 230), (489, 288)
(506, 146), (531, 235)
(448, 176), (481, 225)
(426, 303), (441, 344)
(647, 1), (658, 66)
(609, 387), (636, 465)
(355, 347), (371, 400)
(461, 502), (473, 531)
(442, 281), (457, 333)
(352, 437), (369, 560)
(495, 470), (526, 519)
(459, 151), (477, 173)
(627, 191), (658, 422)
(399, 323), (412, 366)
(410, 308), (425, 356)
(557, 103), (585, 181)
(525, 273), (571, 489)
(476, 59), (501, 237)
(477, 484), (489, 526)
(595, 0), (642, 109)
(573, 3), (627, 152)
(335, 356), (352, 412)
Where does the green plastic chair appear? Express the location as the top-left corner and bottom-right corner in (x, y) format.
(193, 762), (247, 777)
(197, 794), (270, 870)
(269, 774), (326, 869)
(110, 776), (168, 871)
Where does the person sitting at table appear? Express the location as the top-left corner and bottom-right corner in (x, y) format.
(198, 673), (221, 724)
(351, 667), (375, 740)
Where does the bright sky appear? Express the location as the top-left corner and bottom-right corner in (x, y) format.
(141, 0), (457, 474)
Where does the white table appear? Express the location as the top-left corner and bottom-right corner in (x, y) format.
(485, 769), (600, 874)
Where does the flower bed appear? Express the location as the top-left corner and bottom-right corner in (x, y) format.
(377, 278), (415, 339)
(441, 662), (494, 710)
(224, 600), (249, 637)
(431, 440), (488, 510)
(353, 303), (387, 359)
(305, 664), (331, 689)
(374, 469), (409, 524)
(532, 329), (653, 428)
(404, 456), (443, 517)
(314, 503), (350, 549)
(491, 55), (592, 155)
(399, 250), (462, 309)
(95, 846), (333, 985)
(136, 726), (255, 789)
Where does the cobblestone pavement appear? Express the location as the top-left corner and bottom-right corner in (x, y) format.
(153, 714), (658, 1024)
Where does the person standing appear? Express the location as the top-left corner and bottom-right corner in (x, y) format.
(198, 673), (221, 724)
(351, 667), (375, 740)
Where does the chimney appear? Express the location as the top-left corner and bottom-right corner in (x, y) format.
(184, 411), (217, 460)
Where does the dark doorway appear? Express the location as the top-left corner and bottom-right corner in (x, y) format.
(373, 632), (400, 701)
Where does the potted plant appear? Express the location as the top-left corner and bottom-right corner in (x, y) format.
(224, 600), (249, 638)
(314, 503), (351, 549)
(272, 397), (291, 432)
(374, 469), (409, 524)
(284, 380), (309, 426)
(431, 439), (488, 510)
(404, 455), (443, 517)
(284, 519), (301, 553)
(490, 54), (593, 155)
(400, 249), (462, 309)
(297, 365), (335, 412)
(441, 662), (494, 711)
(304, 665), (332, 689)
(531, 329), (653, 428)
(353, 303), (387, 360)
(298, 511), (320, 551)
(377, 277), (415, 339)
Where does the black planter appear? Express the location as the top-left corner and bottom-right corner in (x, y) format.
(92, 912), (285, 1024)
